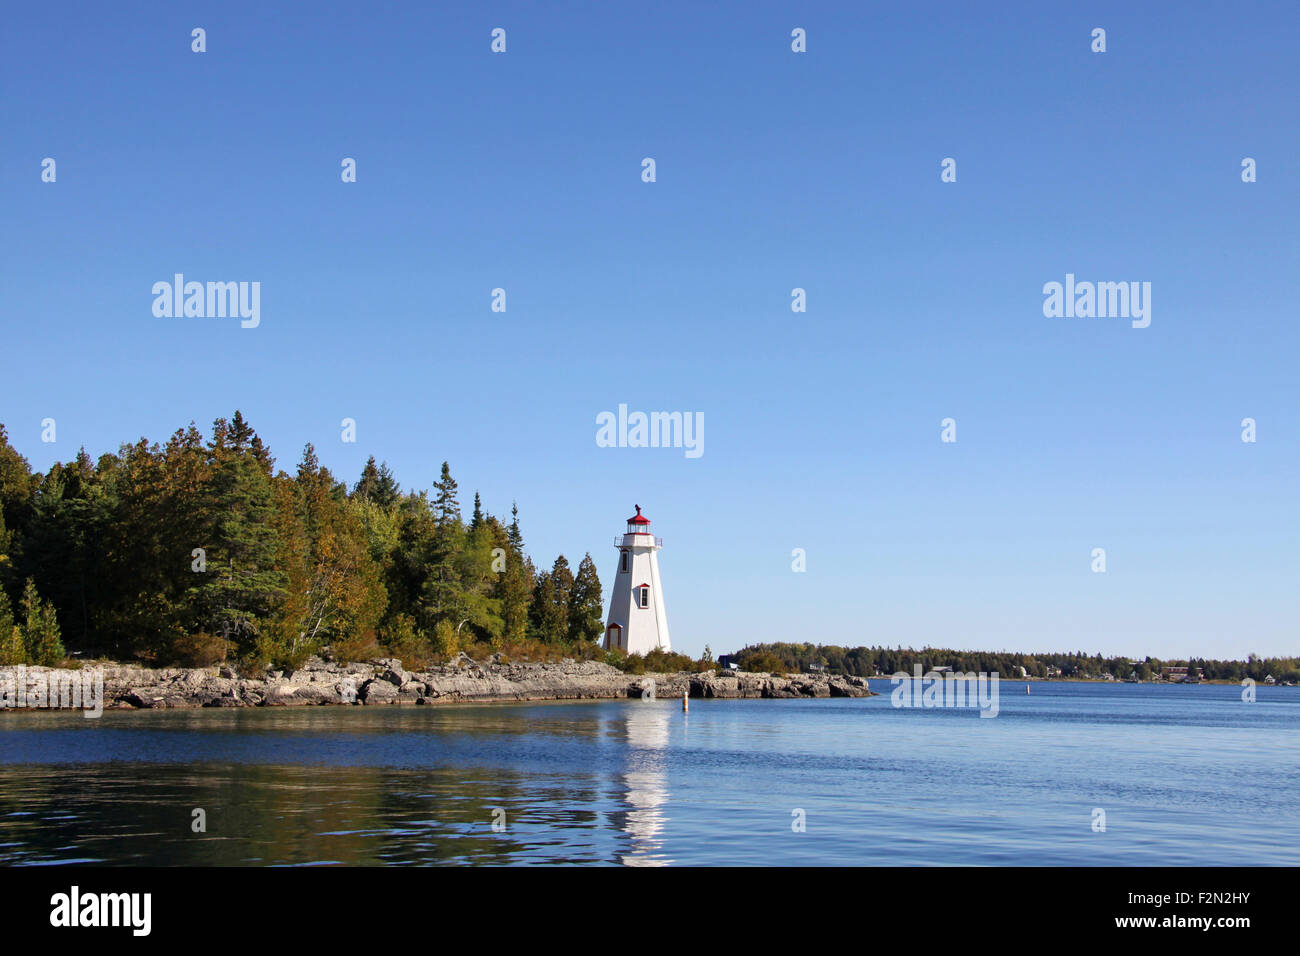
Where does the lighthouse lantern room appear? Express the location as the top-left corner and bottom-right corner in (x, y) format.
(603, 505), (671, 655)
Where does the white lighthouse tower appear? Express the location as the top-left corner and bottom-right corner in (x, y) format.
(604, 505), (671, 655)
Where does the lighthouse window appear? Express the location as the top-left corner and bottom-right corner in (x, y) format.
(637, 586), (650, 608)
(620, 551), (630, 573)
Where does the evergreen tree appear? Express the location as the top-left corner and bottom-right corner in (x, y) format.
(550, 555), (575, 640)
(352, 457), (401, 508)
(507, 501), (524, 552)
(492, 501), (532, 643)
(387, 493), (436, 628)
(94, 437), (186, 659)
(354, 457), (381, 501)
(568, 553), (604, 644)
(432, 462), (460, 527)
(23, 451), (114, 653)
(187, 428), (287, 654)
(228, 410), (255, 450)
(497, 550), (533, 644)
(20, 578), (64, 666)
(373, 462), (400, 507)
(422, 514), (466, 624)
(528, 572), (564, 643)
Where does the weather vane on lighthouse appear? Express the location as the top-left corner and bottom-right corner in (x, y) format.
(604, 505), (671, 655)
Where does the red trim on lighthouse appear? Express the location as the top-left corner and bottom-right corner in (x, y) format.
(627, 504), (651, 525)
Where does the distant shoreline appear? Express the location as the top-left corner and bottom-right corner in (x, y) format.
(868, 675), (1290, 687)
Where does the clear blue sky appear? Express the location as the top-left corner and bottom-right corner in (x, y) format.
(2, 2), (1297, 660)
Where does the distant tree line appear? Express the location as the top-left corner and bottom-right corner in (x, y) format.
(732, 643), (1300, 684)
(0, 415), (606, 670)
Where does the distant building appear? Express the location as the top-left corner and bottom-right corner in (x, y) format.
(718, 654), (740, 671)
(808, 662), (826, 673)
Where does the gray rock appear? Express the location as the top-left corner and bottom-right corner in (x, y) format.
(264, 684), (306, 706)
(359, 679), (399, 703)
(86, 655), (875, 709)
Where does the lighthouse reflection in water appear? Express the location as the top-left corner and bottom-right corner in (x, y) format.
(608, 702), (674, 866)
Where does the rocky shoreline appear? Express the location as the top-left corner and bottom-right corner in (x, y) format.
(10, 655), (877, 710)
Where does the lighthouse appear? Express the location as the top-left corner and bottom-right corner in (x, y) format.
(604, 505), (671, 655)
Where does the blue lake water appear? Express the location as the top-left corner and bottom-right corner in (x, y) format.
(1, 681), (1296, 865)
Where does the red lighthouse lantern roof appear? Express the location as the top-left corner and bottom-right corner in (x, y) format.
(627, 504), (651, 525)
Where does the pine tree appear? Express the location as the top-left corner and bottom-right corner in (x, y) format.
(92, 437), (185, 659)
(432, 462), (460, 528)
(298, 442), (320, 479)
(507, 501), (524, 552)
(188, 432), (287, 654)
(228, 410), (255, 450)
(497, 550), (533, 644)
(422, 516), (466, 624)
(387, 494), (436, 626)
(20, 578), (65, 666)
(493, 501), (532, 643)
(353, 457), (401, 508)
(249, 434), (275, 472)
(550, 555), (575, 641)
(568, 553), (604, 644)
(528, 572), (564, 643)
(354, 457), (382, 501)
(23, 450), (115, 654)
(371, 462), (400, 508)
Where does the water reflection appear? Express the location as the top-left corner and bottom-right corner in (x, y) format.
(0, 702), (683, 866)
(612, 704), (672, 866)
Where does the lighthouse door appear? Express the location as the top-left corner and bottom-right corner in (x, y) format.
(606, 624), (622, 650)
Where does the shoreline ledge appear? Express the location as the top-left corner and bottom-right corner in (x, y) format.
(6, 655), (878, 710)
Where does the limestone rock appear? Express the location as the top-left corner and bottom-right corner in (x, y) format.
(359, 678), (399, 703)
(78, 655), (876, 709)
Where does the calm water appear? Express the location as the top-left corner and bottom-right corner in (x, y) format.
(1, 681), (1297, 866)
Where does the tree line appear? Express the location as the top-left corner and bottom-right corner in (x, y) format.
(0, 414), (607, 670)
(733, 643), (1300, 684)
